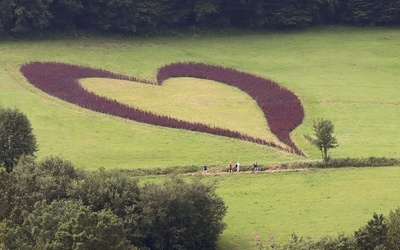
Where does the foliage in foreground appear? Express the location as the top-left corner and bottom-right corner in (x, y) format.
(261, 209), (400, 250)
(0, 156), (227, 249)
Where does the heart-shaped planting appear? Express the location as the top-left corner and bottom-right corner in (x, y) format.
(20, 62), (304, 155)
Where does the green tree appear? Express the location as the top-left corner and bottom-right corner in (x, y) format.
(0, 168), (16, 221)
(5, 200), (129, 250)
(49, 0), (83, 30)
(354, 213), (387, 250)
(135, 177), (227, 250)
(0, 156), (77, 224)
(385, 207), (400, 249)
(304, 118), (338, 163)
(1, 156), (229, 249)
(0, 0), (53, 33)
(68, 167), (140, 218)
(376, 0), (400, 25)
(0, 108), (37, 173)
(193, 0), (222, 25)
(15, 156), (77, 202)
(312, 0), (340, 24)
(264, 0), (316, 29)
(272, 233), (356, 250)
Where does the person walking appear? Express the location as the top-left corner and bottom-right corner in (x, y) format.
(228, 162), (233, 172)
(253, 161), (259, 172)
(203, 165), (208, 174)
(235, 161), (240, 172)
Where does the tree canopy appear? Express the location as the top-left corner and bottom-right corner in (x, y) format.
(1, 0), (400, 35)
(1, 156), (227, 249)
(136, 177), (227, 249)
(304, 118), (338, 163)
(0, 108), (37, 172)
(6, 199), (129, 250)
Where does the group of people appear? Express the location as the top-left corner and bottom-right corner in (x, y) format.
(202, 161), (260, 174)
(227, 161), (259, 172)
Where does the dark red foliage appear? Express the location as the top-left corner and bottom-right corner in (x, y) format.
(20, 62), (304, 155)
(158, 62), (305, 154)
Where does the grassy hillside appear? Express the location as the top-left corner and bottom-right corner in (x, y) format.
(1, 26), (398, 169)
(214, 167), (400, 249)
(139, 166), (400, 249)
(1, 27), (400, 249)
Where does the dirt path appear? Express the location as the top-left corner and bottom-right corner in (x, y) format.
(189, 168), (309, 176)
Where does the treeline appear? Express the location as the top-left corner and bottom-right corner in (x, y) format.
(0, 156), (227, 249)
(1, 0), (400, 35)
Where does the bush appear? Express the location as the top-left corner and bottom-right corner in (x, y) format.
(274, 157), (400, 170)
(354, 213), (387, 250)
(385, 207), (400, 249)
(271, 233), (356, 250)
(5, 200), (129, 250)
(68, 167), (140, 218)
(0, 156), (78, 225)
(270, 208), (400, 250)
(1, 156), (227, 249)
(134, 177), (227, 250)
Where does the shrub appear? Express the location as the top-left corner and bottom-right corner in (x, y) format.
(2, 157), (228, 249)
(5, 200), (129, 250)
(354, 213), (387, 250)
(134, 177), (227, 249)
(68, 167), (140, 218)
(271, 233), (356, 250)
(275, 157), (400, 170)
(385, 207), (400, 249)
(0, 156), (78, 225)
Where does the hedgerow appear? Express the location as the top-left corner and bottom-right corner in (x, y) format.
(276, 157), (400, 170)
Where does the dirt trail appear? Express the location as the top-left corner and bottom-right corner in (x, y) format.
(190, 168), (309, 176)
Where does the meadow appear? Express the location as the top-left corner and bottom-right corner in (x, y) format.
(213, 167), (400, 249)
(1, 26), (399, 248)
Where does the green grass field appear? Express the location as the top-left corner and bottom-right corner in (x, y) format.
(139, 166), (400, 249)
(213, 167), (400, 249)
(1, 26), (400, 249)
(1, 26), (399, 168)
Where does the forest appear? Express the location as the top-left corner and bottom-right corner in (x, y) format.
(1, 0), (400, 35)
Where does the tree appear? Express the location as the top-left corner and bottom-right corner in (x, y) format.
(0, 168), (16, 221)
(0, 156), (78, 224)
(354, 213), (387, 250)
(68, 167), (140, 218)
(135, 177), (227, 250)
(385, 207), (400, 249)
(0, 108), (37, 173)
(49, 0), (83, 30)
(0, 0), (53, 33)
(304, 118), (338, 163)
(5, 200), (129, 250)
(342, 0), (378, 26)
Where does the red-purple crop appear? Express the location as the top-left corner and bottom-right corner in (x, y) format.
(20, 62), (304, 155)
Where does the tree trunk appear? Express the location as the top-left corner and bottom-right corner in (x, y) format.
(323, 147), (328, 164)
